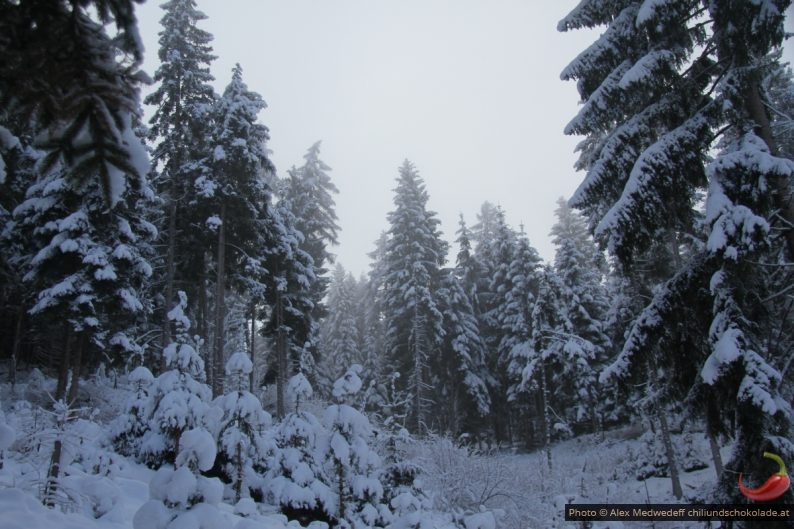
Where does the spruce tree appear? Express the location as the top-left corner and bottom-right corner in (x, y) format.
(144, 0), (217, 351)
(260, 195), (316, 419)
(201, 64), (275, 396)
(318, 265), (365, 392)
(432, 269), (491, 436)
(479, 208), (518, 442)
(380, 160), (448, 434)
(284, 142), (340, 317)
(560, 0), (794, 509)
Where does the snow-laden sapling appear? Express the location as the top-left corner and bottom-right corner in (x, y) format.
(266, 373), (334, 525)
(321, 365), (390, 528)
(214, 352), (273, 502)
(112, 366), (154, 458)
(379, 427), (428, 529)
(133, 428), (225, 529)
(139, 292), (212, 467)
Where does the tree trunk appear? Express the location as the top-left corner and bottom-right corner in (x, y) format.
(249, 309), (256, 393)
(10, 303), (24, 389)
(412, 316), (423, 435)
(44, 330), (84, 507)
(337, 463), (346, 521)
(276, 288), (286, 420)
(55, 328), (71, 401)
(539, 358), (552, 471)
(199, 254), (210, 386)
(707, 427), (724, 479)
(67, 332), (84, 407)
(657, 406), (683, 499)
(234, 441), (243, 502)
(162, 198), (178, 365)
(213, 201), (227, 398)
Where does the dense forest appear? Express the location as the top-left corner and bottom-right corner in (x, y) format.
(0, 1), (793, 529)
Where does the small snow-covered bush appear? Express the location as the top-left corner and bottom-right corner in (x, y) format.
(266, 375), (334, 526)
(112, 366), (153, 457)
(214, 352), (273, 501)
(138, 293), (213, 468)
(133, 428), (225, 529)
(319, 366), (390, 528)
(632, 428), (708, 480)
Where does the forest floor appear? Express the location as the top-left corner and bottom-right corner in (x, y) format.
(0, 368), (728, 529)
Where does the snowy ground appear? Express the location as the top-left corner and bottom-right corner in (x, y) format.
(0, 370), (726, 529)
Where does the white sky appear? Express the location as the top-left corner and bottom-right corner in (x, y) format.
(135, 1), (794, 277)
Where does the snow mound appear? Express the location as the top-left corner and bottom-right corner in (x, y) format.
(177, 428), (217, 472)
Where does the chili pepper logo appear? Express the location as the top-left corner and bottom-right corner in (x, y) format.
(738, 452), (790, 502)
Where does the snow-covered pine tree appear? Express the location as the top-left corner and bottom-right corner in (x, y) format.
(201, 63), (275, 397)
(500, 230), (543, 445)
(479, 208), (518, 443)
(512, 267), (568, 467)
(560, 0), (794, 508)
(213, 352), (272, 502)
(266, 373), (334, 525)
(140, 293), (212, 467)
(133, 427), (225, 529)
(432, 269), (491, 437)
(318, 265), (365, 393)
(359, 232), (390, 410)
(321, 365), (389, 528)
(454, 215), (489, 321)
(260, 194), (317, 419)
(144, 0), (217, 352)
(0, 0), (148, 210)
(283, 141), (340, 320)
(113, 366), (155, 458)
(1, 2), (155, 505)
(1, 134), (43, 387)
(550, 198), (610, 433)
(380, 160), (448, 434)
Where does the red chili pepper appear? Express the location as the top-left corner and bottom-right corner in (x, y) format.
(739, 452), (790, 502)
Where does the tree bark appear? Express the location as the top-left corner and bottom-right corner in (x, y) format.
(412, 305), (425, 435)
(162, 198), (177, 365)
(199, 253), (210, 386)
(276, 287), (286, 420)
(540, 360), (553, 471)
(707, 427), (724, 479)
(67, 332), (84, 407)
(213, 201), (227, 398)
(55, 328), (71, 401)
(44, 330), (83, 507)
(10, 303), (24, 389)
(656, 406), (683, 499)
(249, 308), (256, 393)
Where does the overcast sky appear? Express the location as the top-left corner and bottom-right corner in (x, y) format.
(135, 1), (794, 277)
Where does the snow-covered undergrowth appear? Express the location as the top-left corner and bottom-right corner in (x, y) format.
(0, 368), (727, 529)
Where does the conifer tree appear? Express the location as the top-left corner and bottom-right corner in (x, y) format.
(261, 196), (316, 419)
(560, 0), (794, 508)
(479, 208), (518, 442)
(380, 160), (448, 433)
(266, 373), (334, 525)
(144, 0), (217, 350)
(432, 270), (491, 435)
(284, 142), (340, 318)
(140, 292), (212, 467)
(500, 231), (543, 443)
(201, 64), (275, 396)
(214, 352), (272, 502)
(454, 215), (489, 320)
(319, 265), (365, 392)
